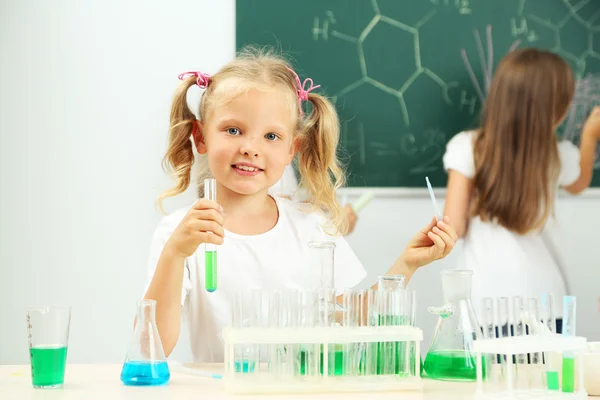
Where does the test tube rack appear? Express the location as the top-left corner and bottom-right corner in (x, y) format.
(473, 334), (588, 399)
(222, 324), (423, 394)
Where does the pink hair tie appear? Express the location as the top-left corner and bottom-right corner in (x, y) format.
(178, 71), (211, 89)
(287, 68), (320, 114)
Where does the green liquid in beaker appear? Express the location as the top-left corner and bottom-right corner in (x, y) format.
(30, 346), (68, 387)
(423, 350), (486, 381)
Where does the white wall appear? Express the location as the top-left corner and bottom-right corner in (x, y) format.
(0, 0), (234, 364)
(0, 0), (598, 365)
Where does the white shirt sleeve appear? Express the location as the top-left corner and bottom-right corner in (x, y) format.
(329, 234), (368, 293)
(145, 210), (192, 306)
(557, 140), (581, 187)
(443, 131), (476, 179)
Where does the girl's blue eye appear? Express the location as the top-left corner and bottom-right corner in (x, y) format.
(227, 128), (241, 135)
(265, 133), (278, 141)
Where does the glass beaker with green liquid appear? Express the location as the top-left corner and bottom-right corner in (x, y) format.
(376, 275), (422, 376)
(26, 306), (71, 388)
(424, 269), (489, 381)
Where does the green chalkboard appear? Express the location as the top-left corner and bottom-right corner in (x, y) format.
(236, 0), (600, 188)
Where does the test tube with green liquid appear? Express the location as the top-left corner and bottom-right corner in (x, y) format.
(561, 296), (576, 393)
(540, 293), (559, 390)
(204, 178), (217, 292)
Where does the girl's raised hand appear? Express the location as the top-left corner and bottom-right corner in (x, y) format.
(165, 199), (225, 259)
(402, 216), (458, 270)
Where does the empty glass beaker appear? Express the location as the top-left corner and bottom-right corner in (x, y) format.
(378, 274), (405, 291)
(120, 300), (170, 386)
(424, 269), (487, 381)
(309, 241), (335, 288)
(308, 241), (336, 326)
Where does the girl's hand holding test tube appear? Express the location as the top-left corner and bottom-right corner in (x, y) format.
(164, 199), (225, 259)
(402, 216), (458, 270)
(399, 177), (457, 270)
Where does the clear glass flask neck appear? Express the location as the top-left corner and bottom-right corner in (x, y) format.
(136, 300), (157, 324)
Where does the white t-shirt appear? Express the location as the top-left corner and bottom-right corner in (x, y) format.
(145, 194), (367, 362)
(270, 164), (299, 198)
(443, 131), (580, 317)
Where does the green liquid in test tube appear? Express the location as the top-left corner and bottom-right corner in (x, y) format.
(205, 250), (217, 292)
(204, 178), (217, 292)
(561, 296), (576, 393)
(540, 293), (559, 390)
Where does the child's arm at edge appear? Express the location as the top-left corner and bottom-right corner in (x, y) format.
(143, 248), (186, 357)
(564, 106), (600, 194)
(443, 170), (473, 238)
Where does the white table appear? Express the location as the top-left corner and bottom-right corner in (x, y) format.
(1, 364), (597, 399)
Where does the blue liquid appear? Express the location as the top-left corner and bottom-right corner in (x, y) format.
(234, 360), (256, 373)
(120, 361), (170, 386)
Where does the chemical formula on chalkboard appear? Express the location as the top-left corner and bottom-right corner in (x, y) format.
(237, 0), (600, 187)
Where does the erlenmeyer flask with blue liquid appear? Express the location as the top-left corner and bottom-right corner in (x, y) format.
(120, 299), (170, 386)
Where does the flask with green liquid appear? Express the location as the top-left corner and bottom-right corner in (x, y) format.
(424, 270), (489, 381)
